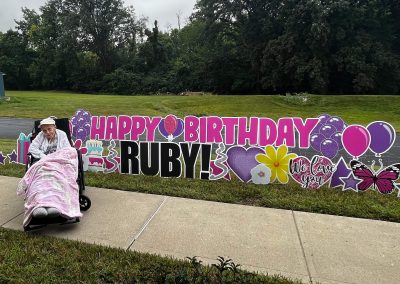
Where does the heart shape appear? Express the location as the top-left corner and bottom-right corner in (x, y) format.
(289, 155), (334, 189)
(226, 146), (264, 182)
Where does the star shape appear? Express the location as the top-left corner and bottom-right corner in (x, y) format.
(330, 157), (351, 188)
(8, 150), (18, 163)
(0, 152), (5, 164)
(340, 173), (362, 192)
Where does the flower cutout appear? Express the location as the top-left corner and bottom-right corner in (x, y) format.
(255, 145), (297, 184)
(251, 164), (272, 184)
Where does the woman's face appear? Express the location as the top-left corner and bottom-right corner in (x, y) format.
(41, 124), (56, 140)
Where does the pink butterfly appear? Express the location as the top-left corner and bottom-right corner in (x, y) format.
(350, 160), (400, 194)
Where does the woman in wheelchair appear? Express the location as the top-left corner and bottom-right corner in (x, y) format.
(27, 117), (73, 219)
(29, 117), (71, 160)
(17, 116), (90, 231)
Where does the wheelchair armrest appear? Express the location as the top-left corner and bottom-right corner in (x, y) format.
(26, 153), (32, 171)
(25, 153), (40, 171)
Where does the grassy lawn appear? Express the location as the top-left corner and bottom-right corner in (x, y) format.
(1, 91), (400, 129)
(0, 139), (16, 153)
(0, 228), (299, 284)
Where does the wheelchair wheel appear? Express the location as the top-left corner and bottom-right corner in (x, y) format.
(79, 195), (91, 211)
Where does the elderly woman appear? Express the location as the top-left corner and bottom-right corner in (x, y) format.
(27, 117), (72, 219)
(29, 117), (71, 159)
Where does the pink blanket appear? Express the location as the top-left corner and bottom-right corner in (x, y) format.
(17, 147), (82, 227)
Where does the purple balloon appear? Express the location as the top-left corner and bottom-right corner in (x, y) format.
(331, 132), (343, 150)
(71, 116), (77, 126)
(83, 122), (91, 132)
(326, 116), (345, 131)
(172, 119), (184, 137)
(75, 110), (83, 119)
(320, 124), (337, 138)
(76, 128), (88, 141)
(310, 133), (325, 152)
(318, 114), (331, 124)
(158, 120), (169, 138)
(367, 122), (396, 156)
(81, 111), (90, 120)
(77, 117), (86, 127)
(312, 123), (323, 135)
(320, 139), (339, 159)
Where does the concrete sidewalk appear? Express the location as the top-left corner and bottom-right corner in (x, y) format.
(1, 175), (400, 284)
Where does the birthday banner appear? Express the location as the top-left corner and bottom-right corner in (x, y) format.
(2, 110), (399, 196)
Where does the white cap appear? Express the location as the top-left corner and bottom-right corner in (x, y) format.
(39, 117), (56, 127)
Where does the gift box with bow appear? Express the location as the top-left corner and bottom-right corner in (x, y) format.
(17, 133), (32, 165)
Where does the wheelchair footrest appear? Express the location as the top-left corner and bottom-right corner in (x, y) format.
(24, 216), (80, 231)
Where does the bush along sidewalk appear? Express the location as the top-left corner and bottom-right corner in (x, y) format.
(0, 228), (300, 283)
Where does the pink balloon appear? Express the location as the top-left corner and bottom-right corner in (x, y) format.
(164, 115), (178, 135)
(342, 125), (370, 158)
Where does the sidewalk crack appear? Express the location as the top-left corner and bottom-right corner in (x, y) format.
(292, 211), (313, 284)
(1, 212), (24, 227)
(126, 196), (168, 250)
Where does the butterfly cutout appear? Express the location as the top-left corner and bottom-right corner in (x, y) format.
(350, 160), (400, 194)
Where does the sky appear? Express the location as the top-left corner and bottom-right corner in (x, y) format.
(0, 0), (198, 32)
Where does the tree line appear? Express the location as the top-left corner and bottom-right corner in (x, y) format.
(0, 0), (399, 95)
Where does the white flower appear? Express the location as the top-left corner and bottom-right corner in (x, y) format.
(251, 164), (272, 185)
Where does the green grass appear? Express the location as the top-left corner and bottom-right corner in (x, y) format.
(2, 163), (400, 223)
(0, 139), (16, 154)
(1, 91), (400, 129)
(0, 228), (299, 283)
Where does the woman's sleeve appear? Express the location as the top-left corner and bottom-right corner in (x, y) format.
(59, 130), (72, 149)
(28, 133), (46, 159)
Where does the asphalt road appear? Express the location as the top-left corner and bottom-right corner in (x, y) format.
(0, 118), (36, 139)
(1, 117), (399, 165)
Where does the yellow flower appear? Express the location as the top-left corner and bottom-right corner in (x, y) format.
(255, 145), (297, 184)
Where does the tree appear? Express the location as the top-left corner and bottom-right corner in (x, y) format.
(140, 20), (167, 69)
(3, 0), (400, 95)
(0, 30), (35, 89)
(63, 0), (144, 73)
(16, 2), (79, 89)
(15, 0), (145, 90)
(261, 0), (400, 94)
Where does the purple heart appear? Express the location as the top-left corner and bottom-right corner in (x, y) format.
(226, 147), (264, 182)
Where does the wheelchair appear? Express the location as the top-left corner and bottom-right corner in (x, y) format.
(24, 118), (91, 231)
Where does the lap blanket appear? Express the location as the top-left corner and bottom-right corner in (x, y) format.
(17, 147), (82, 227)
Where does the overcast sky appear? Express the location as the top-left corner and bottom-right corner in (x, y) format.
(0, 0), (197, 32)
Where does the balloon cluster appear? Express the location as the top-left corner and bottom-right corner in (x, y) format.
(342, 121), (396, 159)
(310, 114), (345, 159)
(159, 114), (184, 141)
(71, 109), (92, 141)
